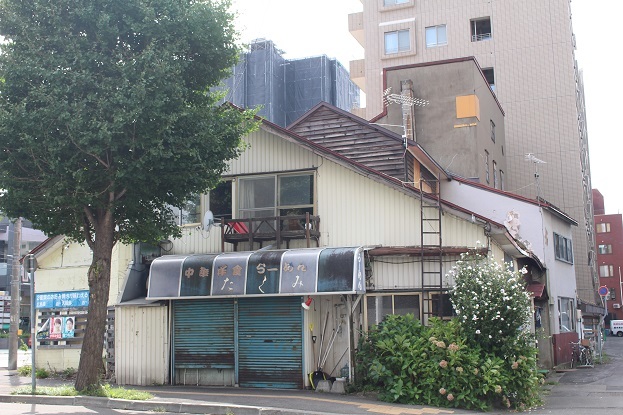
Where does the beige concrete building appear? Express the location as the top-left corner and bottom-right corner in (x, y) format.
(348, 0), (598, 306)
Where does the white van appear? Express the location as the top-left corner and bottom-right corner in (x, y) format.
(611, 320), (623, 337)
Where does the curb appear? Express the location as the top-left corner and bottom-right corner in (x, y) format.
(0, 393), (334, 415)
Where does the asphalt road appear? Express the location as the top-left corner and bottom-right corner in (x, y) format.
(526, 335), (623, 415)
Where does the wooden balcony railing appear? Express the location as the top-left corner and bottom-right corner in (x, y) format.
(220, 213), (320, 251)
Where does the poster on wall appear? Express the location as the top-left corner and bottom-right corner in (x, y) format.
(49, 317), (63, 339)
(63, 316), (75, 338)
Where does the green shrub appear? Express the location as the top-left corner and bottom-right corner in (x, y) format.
(17, 365), (31, 376)
(15, 366), (49, 379)
(354, 253), (543, 411)
(35, 368), (49, 379)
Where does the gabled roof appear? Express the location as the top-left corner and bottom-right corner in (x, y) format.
(249, 110), (514, 232)
(288, 101), (448, 180)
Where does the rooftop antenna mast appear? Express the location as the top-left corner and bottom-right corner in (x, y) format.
(525, 153), (546, 202)
(383, 82), (429, 145)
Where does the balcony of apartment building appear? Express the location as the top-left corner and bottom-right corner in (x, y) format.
(348, 10), (366, 95)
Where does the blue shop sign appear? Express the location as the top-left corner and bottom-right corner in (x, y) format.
(35, 290), (90, 309)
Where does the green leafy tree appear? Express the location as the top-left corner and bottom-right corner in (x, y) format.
(0, 0), (257, 390)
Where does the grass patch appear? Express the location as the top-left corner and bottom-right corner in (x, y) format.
(12, 383), (152, 400)
(15, 366), (50, 379)
(12, 385), (78, 396)
(80, 384), (153, 400)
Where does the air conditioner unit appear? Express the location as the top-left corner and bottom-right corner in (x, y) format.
(613, 304), (621, 309)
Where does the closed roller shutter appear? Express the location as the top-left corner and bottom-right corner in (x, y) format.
(173, 299), (235, 370)
(238, 297), (303, 388)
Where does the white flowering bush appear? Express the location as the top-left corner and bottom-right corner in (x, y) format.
(353, 252), (543, 411)
(449, 252), (532, 353)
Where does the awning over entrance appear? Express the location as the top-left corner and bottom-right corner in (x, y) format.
(147, 247), (365, 300)
(526, 283), (546, 300)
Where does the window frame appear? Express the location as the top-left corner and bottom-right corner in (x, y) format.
(484, 150), (490, 184)
(482, 68), (495, 92)
(425, 24), (447, 48)
(598, 244), (613, 254)
(499, 169), (505, 191)
(471, 17), (492, 42)
(173, 193), (204, 227)
(558, 297), (575, 333)
(365, 293), (421, 329)
(490, 119), (496, 143)
(237, 172), (315, 221)
(596, 222), (611, 233)
(383, 0), (409, 6)
(600, 264), (614, 277)
(554, 232), (574, 264)
(384, 29), (411, 54)
(492, 160), (498, 189)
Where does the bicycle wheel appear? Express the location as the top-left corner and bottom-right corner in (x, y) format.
(585, 349), (593, 366)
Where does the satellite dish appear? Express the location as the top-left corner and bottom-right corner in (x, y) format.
(203, 210), (215, 231)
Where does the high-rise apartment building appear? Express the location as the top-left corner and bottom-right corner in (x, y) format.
(348, 0), (598, 306)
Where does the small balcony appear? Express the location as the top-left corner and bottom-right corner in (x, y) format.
(220, 213), (320, 251)
(348, 12), (364, 47)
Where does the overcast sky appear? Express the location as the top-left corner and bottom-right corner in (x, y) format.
(231, 0), (622, 215)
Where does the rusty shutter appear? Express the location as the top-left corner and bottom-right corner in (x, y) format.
(172, 299), (235, 370)
(238, 297), (303, 388)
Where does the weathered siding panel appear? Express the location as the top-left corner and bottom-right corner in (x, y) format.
(115, 304), (169, 386)
(226, 128), (320, 176)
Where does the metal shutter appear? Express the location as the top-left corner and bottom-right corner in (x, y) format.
(238, 297), (303, 388)
(172, 299), (235, 370)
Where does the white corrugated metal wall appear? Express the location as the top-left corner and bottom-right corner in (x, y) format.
(115, 304), (169, 386)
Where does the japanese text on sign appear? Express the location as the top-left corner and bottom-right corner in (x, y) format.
(35, 290), (89, 309)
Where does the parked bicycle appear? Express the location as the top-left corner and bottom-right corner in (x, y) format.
(570, 340), (594, 368)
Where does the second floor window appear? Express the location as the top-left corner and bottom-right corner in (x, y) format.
(484, 150), (490, 184)
(492, 161), (498, 189)
(600, 264), (614, 277)
(598, 244), (613, 254)
(490, 119), (496, 142)
(425, 25), (447, 47)
(238, 173), (314, 230)
(554, 233), (573, 263)
(385, 29), (410, 54)
(384, 0), (409, 5)
(596, 222), (611, 233)
(173, 193), (202, 226)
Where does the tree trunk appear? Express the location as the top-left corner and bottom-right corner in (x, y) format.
(74, 216), (115, 391)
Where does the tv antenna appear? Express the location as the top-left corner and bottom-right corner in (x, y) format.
(383, 86), (429, 143)
(525, 153), (546, 201)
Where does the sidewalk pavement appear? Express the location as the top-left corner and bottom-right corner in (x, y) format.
(0, 366), (477, 415)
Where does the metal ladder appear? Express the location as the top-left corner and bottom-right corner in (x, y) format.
(420, 177), (444, 321)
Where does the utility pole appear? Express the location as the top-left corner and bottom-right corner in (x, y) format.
(8, 218), (22, 370)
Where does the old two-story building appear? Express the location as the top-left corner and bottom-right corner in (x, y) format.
(290, 96), (580, 369)
(107, 102), (577, 387)
(442, 178), (580, 367)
